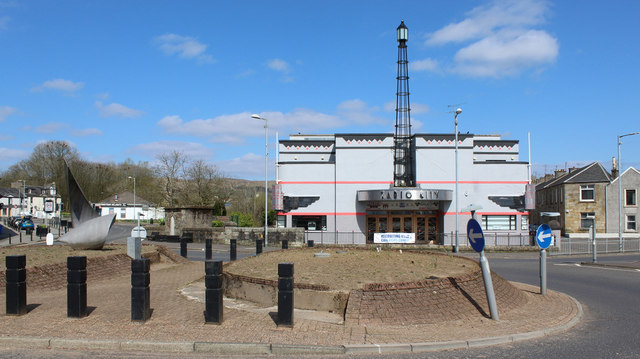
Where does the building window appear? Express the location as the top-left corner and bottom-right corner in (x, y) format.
(292, 215), (326, 231)
(482, 215), (516, 231)
(625, 189), (637, 206)
(626, 215), (637, 231)
(276, 215), (286, 228)
(521, 215), (529, 231)
(580, 185), (595, 201)
(580, 212), (595, 229)
(120, 208), (126, 219)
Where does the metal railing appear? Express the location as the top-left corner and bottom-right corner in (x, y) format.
(303, 231), (534, 247)
(551, 237), (640, 256)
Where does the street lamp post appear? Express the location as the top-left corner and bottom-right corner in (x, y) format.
(617, 132), (640, 252)
(128, 176), (139, 238)
(251, 114), (269, 247)
(454, 108), (462, 253)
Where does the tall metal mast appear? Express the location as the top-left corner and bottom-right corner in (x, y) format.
(393, 21), (415, 188)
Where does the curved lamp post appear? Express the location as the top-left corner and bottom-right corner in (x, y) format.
(251, 114), (269, 247)
(454, 108), (462, 253)
(128, 176), (140, 238)
(617, 132), (640, 251)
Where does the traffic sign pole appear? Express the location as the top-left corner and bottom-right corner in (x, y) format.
(540, 248), (547, 295)
(480, 251), (499, 320)
(535, 224), (553, 296)
(467, 219), (498, 321)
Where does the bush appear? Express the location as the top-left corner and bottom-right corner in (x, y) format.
(212, 220), (224, 227)
(158, 218), (165, 225)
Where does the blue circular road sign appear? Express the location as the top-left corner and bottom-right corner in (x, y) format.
(536, 224), (553, 249)
(466, 219), (485, 253)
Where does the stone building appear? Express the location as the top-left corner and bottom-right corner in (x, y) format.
(533, 162), (611, 235)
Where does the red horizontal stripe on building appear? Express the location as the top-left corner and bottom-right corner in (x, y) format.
(442, 212), (529, 216)
(279, 180), (527, 185)
(281, 212), (366, 216)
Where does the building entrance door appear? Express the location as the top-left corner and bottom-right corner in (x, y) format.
(366, 211), (439, 243)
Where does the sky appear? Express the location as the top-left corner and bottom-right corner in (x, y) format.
(1, 0), (639, 180)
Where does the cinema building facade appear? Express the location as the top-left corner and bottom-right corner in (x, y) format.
(271, 22), (530, 246)
(274, 132), (530, 245)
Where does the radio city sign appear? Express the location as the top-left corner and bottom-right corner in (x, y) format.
(357, 188), (452, 202)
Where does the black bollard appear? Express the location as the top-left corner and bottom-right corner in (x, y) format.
(6, 255), (27, 315)
(204, 260), (223, 324)
(282, 239), (288, 249)
(277, 263), (294, 327)
(307, 240), (314, 247)
(180, 236), (188, 258)
(230, 239), (237, 261)
(256, 239), (263, 255)
(131, 258), (151, 322)
(19, 230), (22, 243)
(205, 239), (212, 260)
(67, 256), (87, 318)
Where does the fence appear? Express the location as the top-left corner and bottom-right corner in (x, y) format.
(551, 237), (640, 256)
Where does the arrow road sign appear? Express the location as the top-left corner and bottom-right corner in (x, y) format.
(467, 219), (485, 253)
(536, 224), (553, 249)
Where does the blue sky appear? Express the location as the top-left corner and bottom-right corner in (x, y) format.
(1, 0), (639, 180)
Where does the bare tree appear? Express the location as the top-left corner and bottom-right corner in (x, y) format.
(154, 150), (188, 207)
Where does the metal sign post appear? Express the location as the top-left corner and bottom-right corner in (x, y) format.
(536, 224), (553, 295)
(467, 219), (499, 320)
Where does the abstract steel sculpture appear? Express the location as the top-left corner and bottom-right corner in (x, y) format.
(53, 164), (116, 250)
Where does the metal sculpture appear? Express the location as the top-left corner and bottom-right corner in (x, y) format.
(53, 164), (115, 250)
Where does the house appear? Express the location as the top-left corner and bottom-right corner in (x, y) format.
(94, 191), (164, 221)
(532, 162), (611, 235)
(606, 167), (640, 235)
(0, 183), (62, 219)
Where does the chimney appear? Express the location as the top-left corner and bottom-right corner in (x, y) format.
(554, 169), (566, 178)
(611, 157), (619, 179)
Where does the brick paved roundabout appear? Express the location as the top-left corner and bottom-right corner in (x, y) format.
(0, 245), (582, 355)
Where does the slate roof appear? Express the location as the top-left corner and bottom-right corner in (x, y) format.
(96, 191), (154, 206)
(536, 162), (612, 190)
(0, 188), (20, 197)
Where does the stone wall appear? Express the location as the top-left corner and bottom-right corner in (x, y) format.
(181, 227), (306, 246)
(0, 250), (163, 293)
(564, 183), (607, 233)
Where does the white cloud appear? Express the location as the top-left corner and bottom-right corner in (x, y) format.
(268, 58), (290, 73)
(0, 15), (8, 30)
(95, 101), (143, 118)
(425, 0), (557, 78)
(337, 99), (386, 126)
(410, 58), (439, 72)
(71, 128), (103, 137)
(32, 78), (84, 93)
(384, 101), (430, 116)
(0, 106), (17, 122)
(0, 134), (14, 141)
(154, 33), (214, 63)
(130, 140), (214, 161)
(427, 0), (548, 45)
(214, 153), (266, 179)
(0, 147), (29, 164)
(453, 29), (558, 77)
(158, 109), (343, 144)
(35, 122), (66, 133)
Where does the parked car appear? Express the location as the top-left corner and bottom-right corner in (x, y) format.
(528, 224), (540, 236)
(19, 218), (34, 231)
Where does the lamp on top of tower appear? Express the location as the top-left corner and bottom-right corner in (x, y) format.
(397, 21), (408, 42)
